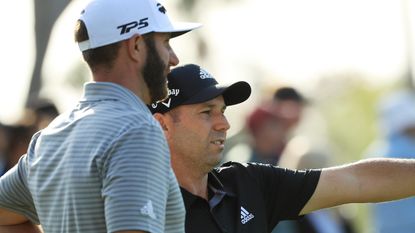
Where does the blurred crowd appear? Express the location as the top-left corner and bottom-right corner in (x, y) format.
(0, 0), (67, 177)
(365, 89), (415, 233)
(223, 86), (357, 233)
(0, 99), (59, 176)
(223, 85), (415, 233)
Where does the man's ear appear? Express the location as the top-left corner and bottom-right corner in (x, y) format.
(153, 113), (168, 131)
(126, 34), (144, 62)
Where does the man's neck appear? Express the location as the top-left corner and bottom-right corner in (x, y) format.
(91, 52), (150, 104)
(173, 162), (209, 200)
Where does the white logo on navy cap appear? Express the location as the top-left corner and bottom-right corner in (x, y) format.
(151, 98), (171, 108)
(151, 88), (180, 109)
(168, 89), (180, 96)
(200, 68), (213, 79)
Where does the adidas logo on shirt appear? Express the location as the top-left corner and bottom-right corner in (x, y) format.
(240, 206), (254, 224)
(141, 200), (156, 219)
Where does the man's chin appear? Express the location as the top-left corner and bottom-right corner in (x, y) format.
(211, 153), (224, 165)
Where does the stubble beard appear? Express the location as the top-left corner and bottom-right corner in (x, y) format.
(142, 36), (168, 103)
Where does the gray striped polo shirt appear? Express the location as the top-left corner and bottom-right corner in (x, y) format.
(0, 82), (185, 233)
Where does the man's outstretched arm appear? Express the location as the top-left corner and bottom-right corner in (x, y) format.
(301, 158), (415, 215)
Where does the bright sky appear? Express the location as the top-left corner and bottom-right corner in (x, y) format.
(0, 0), (414, 124)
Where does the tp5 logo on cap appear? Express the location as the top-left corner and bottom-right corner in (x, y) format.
(78, 0), (201, 52)
(117, 19), (150, 35)
(117, 2), (168, 35)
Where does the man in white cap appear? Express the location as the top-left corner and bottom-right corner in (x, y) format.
(150, 64), (415, 233)
(0, 0), (200, 232)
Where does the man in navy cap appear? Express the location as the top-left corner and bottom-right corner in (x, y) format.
(150, 64), (415, 233)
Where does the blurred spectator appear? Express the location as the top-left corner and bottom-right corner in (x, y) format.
(0, 99), (59, 175)
(30, 98), (60, 132)
(365, 89), (415, 233)
(3, 124), (33, 172)
(246, 102), (291, 164)
(272, 86), (306, 131)
(223, 86), (306, 164)
(0, 123), (10, 176)
(274, 136), (357, 233)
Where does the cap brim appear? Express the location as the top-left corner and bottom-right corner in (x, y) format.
(222, 81), (252, 106)
(182, 81), (251, 106)
(158, 22), (202, 38)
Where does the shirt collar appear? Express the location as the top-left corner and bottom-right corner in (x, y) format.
(208, 172), (235, 197)
(181, 172), (235, 211)
(81, 82), (150, 113)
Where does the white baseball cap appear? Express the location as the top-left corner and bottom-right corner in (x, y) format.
(78, 0), (201, 52)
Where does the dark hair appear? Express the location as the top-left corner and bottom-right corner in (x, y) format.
(74, 20), (121, 71)
(273, 87), (305, 103)
(32, 99), (59, 117)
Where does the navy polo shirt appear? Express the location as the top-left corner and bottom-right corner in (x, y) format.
(181, 162), (321, 233)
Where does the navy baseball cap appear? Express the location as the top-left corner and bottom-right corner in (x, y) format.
(149, 64), (251, 114)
